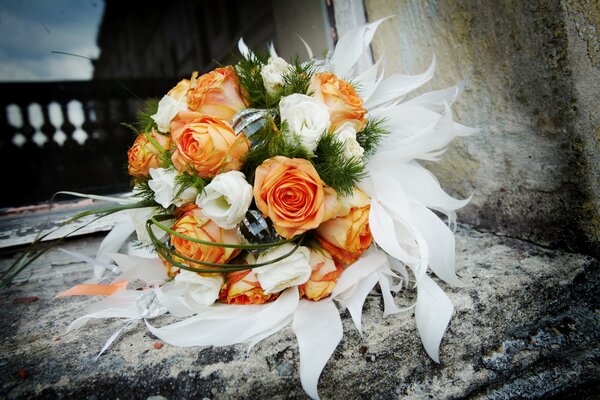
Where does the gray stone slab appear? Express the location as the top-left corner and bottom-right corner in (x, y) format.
(0, 226), (598, 399)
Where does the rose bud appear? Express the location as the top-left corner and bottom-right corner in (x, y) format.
(299, 247), (344, 301)
(127, 130), (170, 178)
(309, 72), (367, 133)
(170, 207), (241, 269)
(219, 255), (279, 305)
(187, 66), (248, 122)
(255, 243), (311, 294)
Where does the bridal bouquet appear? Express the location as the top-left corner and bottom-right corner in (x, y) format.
(5, 18), (473, 399)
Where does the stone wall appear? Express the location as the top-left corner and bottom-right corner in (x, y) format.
(363, 0), (600, 256)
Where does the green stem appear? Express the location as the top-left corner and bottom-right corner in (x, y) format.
(143, 131), (167, 154)
(150, 215), (293, 250)
(146, 219), (303, 273)
(1, 199), (147, 289)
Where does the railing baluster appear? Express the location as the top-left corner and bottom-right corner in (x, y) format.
(0, 79), (173, 207)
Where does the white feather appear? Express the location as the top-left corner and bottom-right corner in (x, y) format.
(415, 275), (454, 363)
(268, 41), (278, 58)
(297, 35), (314, 59)
(237, 38), (251, 59)
(292, 299), (342, 400)
(408, 204), (460, 286)
(146, 287), (298, 347)
(330, 17), (389, 78)
(109, 253), (167, 284)
(365, 56), (436, 109)
(401, 82), (463, 112)
(94, 220), (135, 278)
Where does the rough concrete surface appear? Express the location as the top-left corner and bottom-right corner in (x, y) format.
(0, 226), (598, 399)
(364, 0), (600, 257)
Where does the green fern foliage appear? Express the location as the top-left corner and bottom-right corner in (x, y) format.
(313, 133), (366, 196)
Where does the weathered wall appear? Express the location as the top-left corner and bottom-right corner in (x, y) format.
(363, 0), (600, 256)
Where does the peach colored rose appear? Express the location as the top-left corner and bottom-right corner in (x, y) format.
(254, 156), (326, 239)
(219, 265), (279, 305)
(168, 78), (190, 99)
(299, 248), (344, 301)
(315, 188), (373, 265)
(127, 130), (170, 178)
(170, 111), (250, 178)
(170, 207), (241, 270)
(187, 66), (248, 122)
(309, 72), (367, 132)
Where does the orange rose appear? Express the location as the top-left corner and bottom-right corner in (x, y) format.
(170, 207), (241, 269)
(309, 72), (367, 132)
(167, 78), (190, 99)
(299, 247), (344, 301)
(170, 111), (250, 178)
(254, 156), (327, 239)
(127, 130), (170, 178)
(187, 66), (248, 122)
(315, 188), (373, 265)
(219, 265), (279, 305)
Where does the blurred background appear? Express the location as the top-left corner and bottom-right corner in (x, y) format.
(0, 0), (333, 208)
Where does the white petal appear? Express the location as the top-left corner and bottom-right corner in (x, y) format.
(369, 200), (418, 264)
(155, 284), (198, 317)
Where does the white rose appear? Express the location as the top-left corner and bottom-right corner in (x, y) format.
(195, 171), (253, 229)
(174, 270), (223, 306)
(151, 95), (188, 133)
(279, 94), (330, 152)
(148, 168), (198, 209)
(255, 243), (311, 294)
(261, 56), (292, 95)
(334, 122), (364, 160)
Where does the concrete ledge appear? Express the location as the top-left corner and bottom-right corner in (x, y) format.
(1, 226), (598, 399)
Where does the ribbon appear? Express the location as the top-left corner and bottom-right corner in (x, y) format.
(56, 280), (128, 297)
